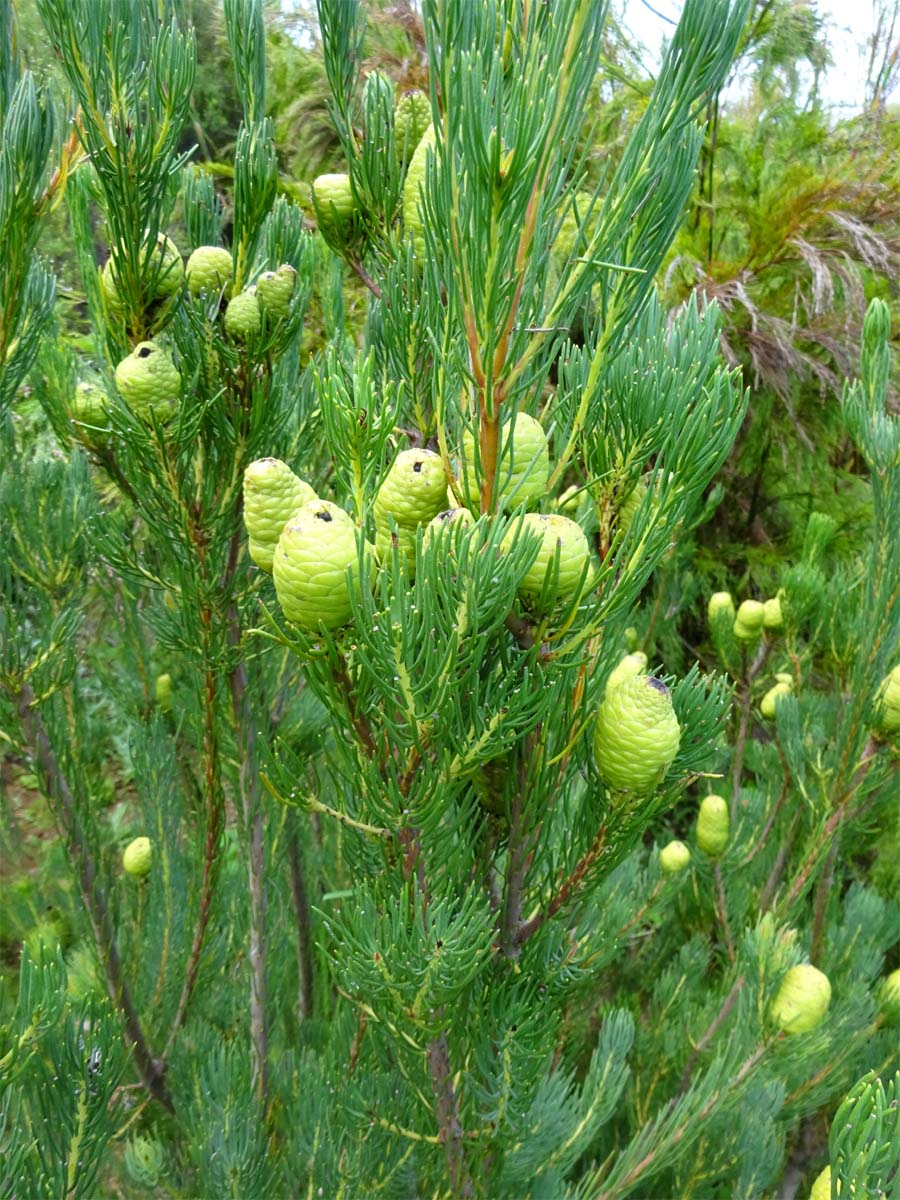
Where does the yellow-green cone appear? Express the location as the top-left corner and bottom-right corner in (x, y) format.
(375, 522), (418, 572)
(402, 124), (436, 257)
(770, 963), (831, 1034)
(502, 513), (590, 602)
(606, 652), (648, 693)
(114, 342), (181, 422)
(273, 500), (366, 631)
(761, 679), (793, 719)
(660, 840), (691, 875)
(878, 968), (900, 1025)
(374, 449), (448, 530)
(461, 413), (550, 510)
(593, 675), (681, 795)
(312, 173), (358, 253)
(256, 264), (297, 318)
(243, 458), (317, 573)
(70, 381), (109, 435)
(155, 673), (173, 713)
(185, 245), (233, 297)
(423, 506), (476, 551)
(763, 596), (784, 629)
(617, 478), (646, 534)
(809, 1167), (838, 1200)
(224, 289), (262, 341)
(124, 1136), (166, 1189)
(696, 794), (729, 858)
(395, 90), (432, 164)
(708, 591), (735, 624)
(102, 232), (183, 308)
(873, 664), (900, 734)
(733, 599), (766, 641)
(123, 837), (152, 878)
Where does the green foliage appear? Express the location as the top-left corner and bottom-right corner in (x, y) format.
(1, 1), (898, 1197)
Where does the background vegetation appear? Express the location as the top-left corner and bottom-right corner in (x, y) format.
(1, 0), (898, 1196)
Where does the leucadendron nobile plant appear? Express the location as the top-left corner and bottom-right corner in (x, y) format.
(2, 0), (897, 1196)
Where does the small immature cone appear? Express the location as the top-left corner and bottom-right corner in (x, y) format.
(878, 967), (900, 1025)
(660, 839), (691, 875)
(123, 837), (152, 878)
(312, 173), (358, 253)
(461, 412), (549, 509)
(71, 381), (109, 428)
(606, 652), (648, 692)
(224, 289), (262, 341)
(763, 596), (783, 629)
(502, 513), (591, 602)
(696, 794), (729, 858)
(155, 672), (173, 713)
(873, 663), (900, 734)
(809, 1167), (831, 1200)
(395, 89), (432, 164)
(125, 1135), (166, 1188)
(733, 598), (766, 641)
(770, 963), (831, 1034)
(402, 124), (436, 257)
(256, 264), (297, 319)
(422, 506), (475, 551)
(617, 478), (646, 535)
(593, 675), (681, 795)
(760, 679), (793, 719)
(114, 341), (181, 422)
(708, 591), (735, 624)
(185, 245), (233, 297)
(243, 458), (317, 573)
(556, 484), (580, 515)
(102, 231), (183, 308)
(273, 500), (366, 631)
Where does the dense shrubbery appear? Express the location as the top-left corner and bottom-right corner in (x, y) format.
(1, 1), (898, 1197)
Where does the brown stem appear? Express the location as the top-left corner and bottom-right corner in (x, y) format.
(596, 1042), (768, 1200)
(162, 661), (223, 1059)
(677, 975), (745, 1093)
(739, 742), (792, 868)
(516, 822), (608, 945)
(229, 638), (269, 1105)
(479, 406), (501, 517)
(15, 684), (173, 1112)
(777, 737), (880, 914)
(616, 879), (664, 939)
(350, 255), (383, 300)
(286, 812), (315, 1022)
(712, 863), (736, 966)
(810, 835), (840, 963)
(500, 740), (536, 958)
(759, 817), (798, 911)
(333, 659), (377, 757)
(427, 1032), (473, 1198)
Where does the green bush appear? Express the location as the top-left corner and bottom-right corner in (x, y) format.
(1, 1), (897, 1196)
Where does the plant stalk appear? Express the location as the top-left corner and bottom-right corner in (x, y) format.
(16, 684), (173, 1112)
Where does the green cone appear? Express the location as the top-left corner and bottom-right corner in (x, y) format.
(593, 675), (681, 795)
(502, 513), (590, 602)
(114, 342), (181, 422)
(273, 500), (367, 631)
(244, 458), (317, 573)
(186, 245), (233, 297)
